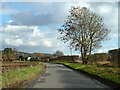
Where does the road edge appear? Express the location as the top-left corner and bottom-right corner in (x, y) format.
(51, 62), (120, 89)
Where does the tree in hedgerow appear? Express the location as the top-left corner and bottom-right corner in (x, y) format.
(19, 55), (24, 61)
(58, 6), (110, 64)
(3, 48), (13, 60)
(54, 50), (64, 56)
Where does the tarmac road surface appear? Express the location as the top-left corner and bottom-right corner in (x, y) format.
(26, 63), (110, 88)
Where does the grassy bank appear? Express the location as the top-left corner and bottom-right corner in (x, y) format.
(48, 61), (120, 84)
(1, 62), (45, 88)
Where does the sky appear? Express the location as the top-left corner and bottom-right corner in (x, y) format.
(0, 1), (119, 55)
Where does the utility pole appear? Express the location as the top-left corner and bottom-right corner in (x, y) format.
(70, 47), (72, 56)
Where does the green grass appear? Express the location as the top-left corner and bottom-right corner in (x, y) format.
(1, 62), (45, 88)
(48, 61), (120, 84)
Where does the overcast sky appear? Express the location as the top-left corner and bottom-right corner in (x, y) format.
(0, 1), (119, 55)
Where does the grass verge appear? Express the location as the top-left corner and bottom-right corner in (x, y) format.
(1, 62), (45, 88)
(47, 61), (120, 85)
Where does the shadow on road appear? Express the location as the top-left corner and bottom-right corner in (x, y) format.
(56, 64), (109, 88)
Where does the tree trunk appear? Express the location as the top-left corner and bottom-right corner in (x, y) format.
(88, 37), (92, 61)
(82, 58), (88, 64)
(81, 44), (88, 65)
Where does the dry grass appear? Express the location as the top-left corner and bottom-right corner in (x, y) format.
(2, 61), (40, 73)
(1, 62), (45, 88)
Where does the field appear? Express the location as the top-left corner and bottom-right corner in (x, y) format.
(2, 61), (40, 73)
(1, 61), (45, 88)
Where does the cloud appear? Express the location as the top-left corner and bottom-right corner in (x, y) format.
(1, 24), (71, 54)
(31, 26), (45, 37)
(9, 2), (90, 26)
(5, 38), (23, 46)
(28, 41), (38, 46)
(43, 40), (52, 47)
(98, 5), (112, 14)
(104, 49), (107, 52)
(9, 8), (67, 26)
(0, 3), (18, 15)
(1, 25), (33, 32)
(111, 33), (118, 40)
(7, 20), (13, 23)
(98, 49), (107, 53)
(98, 49), (102, 53)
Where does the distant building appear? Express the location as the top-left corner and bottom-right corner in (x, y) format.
(27, 57), (31, 61)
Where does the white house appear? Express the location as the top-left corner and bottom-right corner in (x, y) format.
(27, 57), (31, 61)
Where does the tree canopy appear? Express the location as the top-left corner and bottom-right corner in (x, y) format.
(3, 48), (13, 60)
(54, 50), (64, 56)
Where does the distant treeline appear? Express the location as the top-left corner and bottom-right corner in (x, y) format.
(0, 48), (53, 61)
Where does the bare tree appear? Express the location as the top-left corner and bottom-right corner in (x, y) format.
(58, 6), (110, 64)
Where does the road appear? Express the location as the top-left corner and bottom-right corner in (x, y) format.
(26, 63), (110, 88)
